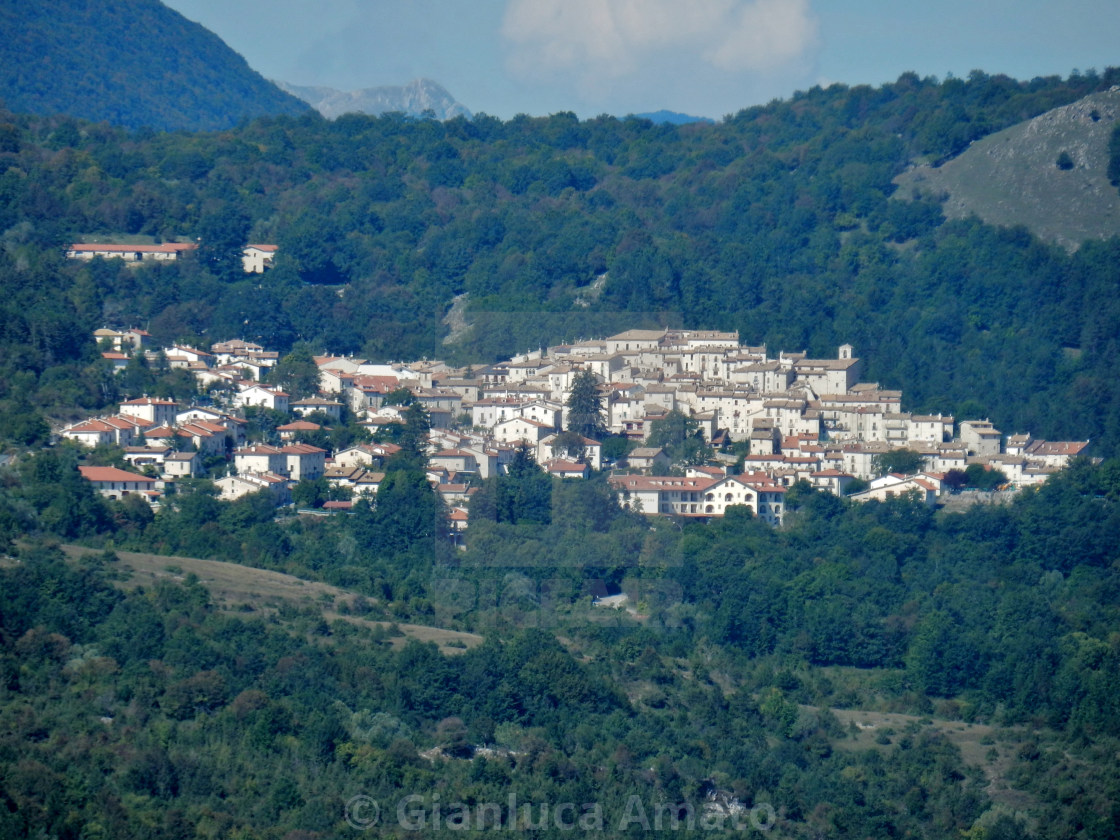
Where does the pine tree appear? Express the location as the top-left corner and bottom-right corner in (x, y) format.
(565, 369), (605, 441)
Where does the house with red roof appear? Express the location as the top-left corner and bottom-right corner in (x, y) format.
(78, 466), (161, 501)
(277, 420), (326, 441)
(242, 244), (278, 273)
(61, 414), (154, 448)
(282, 444), (327, 481)
(100, 351), (129, 372)
(235, 445), (286, 476)
(62, 419), (118, 448)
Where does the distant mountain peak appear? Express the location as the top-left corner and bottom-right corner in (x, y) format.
(632, 110), (715, 125)
(275, 78), (472, 121)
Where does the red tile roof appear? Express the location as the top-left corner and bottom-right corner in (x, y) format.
(79, 466), (157, 483)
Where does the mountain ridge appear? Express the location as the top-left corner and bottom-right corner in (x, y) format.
(275, 78), (472, 121)
(0, 0), (310, 131)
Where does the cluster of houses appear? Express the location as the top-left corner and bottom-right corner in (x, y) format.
(61, 326), (1090, 530)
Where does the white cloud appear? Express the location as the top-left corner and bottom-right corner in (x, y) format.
(501, 0), (818, 83)
(705, 0), (819, 71)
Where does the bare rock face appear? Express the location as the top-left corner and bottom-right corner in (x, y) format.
(894, 89), (1120, 250)
(275, 78), (472, 121)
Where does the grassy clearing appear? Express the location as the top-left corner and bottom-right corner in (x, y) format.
(826, 706), (1038, 812)
(58, 544), (483, 655)
(894, 89), (1120, 250)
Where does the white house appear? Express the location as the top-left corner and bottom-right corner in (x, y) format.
(93, 327), (152, 353)
(538, 434), (602, 470)
(282, 444), (327, 481)
(62, 419), (118, 448)
(120, 397), (179, 426)
(215, 473), (290, 504)
(234, 384), (290, 413)
(849, 474), (938, 505)
(235, 445), (287, 476)
(162, 451), (202, 479)
(292, 397), (344, 421)
(959, 420), (1002, 456)
(626, 446), (671, 473)
(242, 244), (278, 273)
(493, 416), (554, 446)
(430, 449), (480, 475)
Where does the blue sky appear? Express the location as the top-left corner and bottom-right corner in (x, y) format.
(165, 0), (1120, 120)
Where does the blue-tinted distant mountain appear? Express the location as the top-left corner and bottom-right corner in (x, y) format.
(276, 79), (472, 121)
(632, 110), (715, 125)
(0, 0), (310, 131)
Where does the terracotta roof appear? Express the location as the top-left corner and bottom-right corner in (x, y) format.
(70, 243), (195, 254)
(122, 397), (177, 406)
(281, 444), (327, 455)
(237, 445), (283, 455)
(79, 466), (157, 483)
(545, 460), (588, 473)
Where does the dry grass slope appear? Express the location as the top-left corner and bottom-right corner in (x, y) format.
(895, 89), (1120, 250)
(58, 544), (483, 655)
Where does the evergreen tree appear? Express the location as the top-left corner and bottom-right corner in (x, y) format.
(397, 402), (431, 467)
(270, 343), (321, 399)
(565, 369), (605, 440)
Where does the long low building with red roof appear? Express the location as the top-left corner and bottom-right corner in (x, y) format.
(69, 243), (196, 262)
(78, 466), (161, 501)
(69, 243), (277, 273)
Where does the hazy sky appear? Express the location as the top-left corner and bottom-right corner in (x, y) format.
(164, 0), (1120, 120)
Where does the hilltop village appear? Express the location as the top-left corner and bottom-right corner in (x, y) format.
(61, 327), (1089, 529)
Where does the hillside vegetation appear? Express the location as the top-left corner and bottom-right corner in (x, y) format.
(3, 448), (1120, 838)
(0, 0), (310, 131)
(896, 88), (1120, 249)
(3, 65), (1120, 839)
(3, 69), (1120, 453)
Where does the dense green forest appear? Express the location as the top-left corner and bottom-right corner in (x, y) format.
(3, 444), (1120, 837)
(0, 0), (310, 131)
(2, 68), (1120, 453)
(4, 67), (1120, 838)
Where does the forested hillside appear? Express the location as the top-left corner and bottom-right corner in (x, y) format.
(0, 0), (310, 131)
(2, 445), (1120, 838)
(4, 66), (1120, 839)
(3, 69), (1120, 453)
